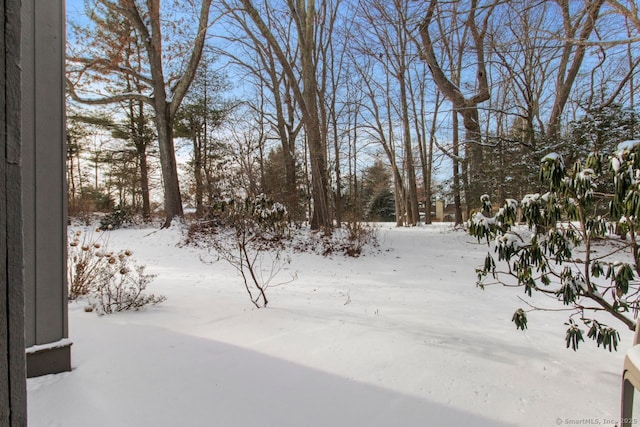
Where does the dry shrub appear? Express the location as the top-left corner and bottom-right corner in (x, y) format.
(68, 229), (165, 314)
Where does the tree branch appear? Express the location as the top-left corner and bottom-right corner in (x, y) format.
(66, 77), (153, 106)
(67, 56), (155, 87)
(170, 0), (213, 117)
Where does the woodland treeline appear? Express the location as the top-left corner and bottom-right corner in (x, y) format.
(65, 0), (640, 229)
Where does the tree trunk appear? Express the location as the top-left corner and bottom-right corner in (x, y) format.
(422, 92), (441, 224)
(194, 129), (204, 218)
(399, 70), (419, 225)
(132, 99), (151, 221)
(461, 107), (484, 211)
(419, 0), (491, 213)
(333, 121), (342, 226)
(393, 169), (406, 227)
(452, 111), (463, 225)
(306, 121), (331, 230)
(547, 0), (605, 139)
(299, 0), (331, 230)
(137, 145), (151, 220)
(155, 102), (183, 227)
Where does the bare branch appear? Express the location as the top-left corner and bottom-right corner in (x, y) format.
(67, 56), (155, 87)
(66, 77), (153, 106)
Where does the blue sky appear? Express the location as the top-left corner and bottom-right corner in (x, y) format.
(66, 0), (86, 16)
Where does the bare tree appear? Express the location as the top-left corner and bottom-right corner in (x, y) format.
(418, 0), (495, 213)
(607, 0), (640, 33)
(67, 0), (213, 227)
(355, 0), (421, 225)
(349, 50), (407, 226)
(546, 0), (606, 139)
(225, 0), (332, 230)
(216, 5), (305, 219)
(317, 0), (347, 225)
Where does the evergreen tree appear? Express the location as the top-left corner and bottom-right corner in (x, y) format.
(361, 159), (394, 221)
(367, 189), (395, 222)
(261, 146), (305, 222)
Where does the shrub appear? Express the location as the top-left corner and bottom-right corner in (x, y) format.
(367, 189), (396, 222)
(99, 205), (134, 230)
(292, 220), (379, 258)
(68, 186), (114, 225)
(331, 221), (379, 257)
(469, 141), (640, 351)
(210, 194), (293, 308)
(68, 229), (165, 314)
(88, 261), (163, 315)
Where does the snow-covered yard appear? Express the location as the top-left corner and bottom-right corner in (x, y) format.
(27, 223), (634, 426)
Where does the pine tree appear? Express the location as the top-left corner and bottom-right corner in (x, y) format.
(361, 159), (394, 222)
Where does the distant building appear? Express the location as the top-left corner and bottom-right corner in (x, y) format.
(419, 199), (467, 222)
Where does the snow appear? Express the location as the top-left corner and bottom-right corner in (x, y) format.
(612, 157), (622, 172)
(505, 199), (518, 210)
(577, 168), (595, 180)
(521, 193), (541, 207)
(617, 140), (640, 153)
(26, 339), (73, 355)
(541, 152), (562, 162)
(28, 223), (634, 426)
(471, 211), (496, 229)
(495, 232), (524, 251)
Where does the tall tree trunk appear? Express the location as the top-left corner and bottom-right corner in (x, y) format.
(547, 0), (605, 139)
(194, 129), (204, 218)
(333, 119), (342, 226)
(422, 92), (441, 224)
(399, 70), (419, 225)
(410, 75), (429, 225)
(133, 148), (147, 215)
(452, 111), (463, 225)
(145, 0), (184, 227)
(131, 99), (151, 221)
(419, 0), (492, 212)
(461, 107), (483, 211)
(155, 102), (183, 227)
(393, 169), (406, 227)
(137, 145), (151, 220)
(299, 0), (331, 230)
(306, 116), (331, 230)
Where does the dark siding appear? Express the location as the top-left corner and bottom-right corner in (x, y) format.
(22, 0), (68, 347)
(2, 0), (27, 423)
(21, 0), (35, 346)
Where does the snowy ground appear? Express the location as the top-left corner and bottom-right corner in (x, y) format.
(28, 223), (635, 426)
